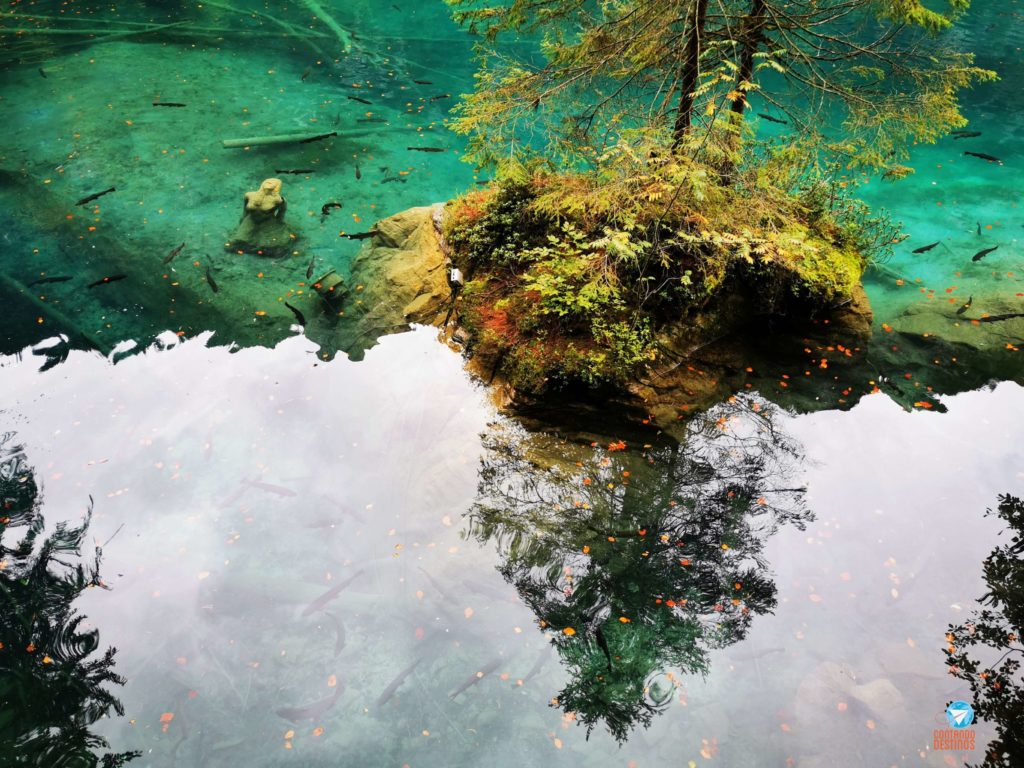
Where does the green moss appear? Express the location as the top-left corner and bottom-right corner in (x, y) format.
(447, 141), (881, 393)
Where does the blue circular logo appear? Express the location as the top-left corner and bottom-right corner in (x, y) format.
(945, 700), (974, 729)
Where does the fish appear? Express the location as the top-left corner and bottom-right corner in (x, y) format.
(354, 163), (361, 180)
(417, 565), (456, 602)
(978, 312), (1024, 323)
(206, 266), (219, 293)
(347, 95), (373, 105)
(38, 68), (46, 78)
(972, 245), (999, 261)
(275, 688), (341, 723)
(356, 118), (388, 123)
(757, 113), (787, 124)
(449, 657), (503, 700)
(912, 241), (940, 254)
(376, 658), (421, 707)
(407, 146), (446, 152)
(300, 131), (338, 144)
(152, 102), (187, 107)
(301, 570), (364, 617)
(413, 80), (433, 85)
(321, 202), (343, 218)
(517, 648), (551, 685)
(964, 151), (1002, 163)
(275, 169), (316, 175)
(324, 611), (346, 657)
(284, 301), (306, 326)
(956, 295), (972, 315)
(245, 479), (297, 497)
(952, 130), (982, 139)
(306, 256), (315, 279)
(345, 231), (378, 240)
(75, 187), (116, 206)
(428, 93), (451, 102)
(381, 175), (406, 184)
(332, 113), (341, 126)
(595, 626), (613, 671)
(87, 274), (127, 288)
(301, 66), (312, 81)
(977, 222), (982, 236)
(27, 275), (72, 286)
(163, 242), (185, 264)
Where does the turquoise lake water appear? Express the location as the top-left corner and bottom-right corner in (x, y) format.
(1, 2), (1023, 767)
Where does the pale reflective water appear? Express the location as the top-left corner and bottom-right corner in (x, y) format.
(1, 328), (1020, 766)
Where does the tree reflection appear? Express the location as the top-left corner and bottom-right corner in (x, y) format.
(467, 394), (812, 741)
(0, 435), (138, 767)
(946, 494), (1024, 768)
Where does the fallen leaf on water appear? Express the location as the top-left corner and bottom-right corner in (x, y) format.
(464, 607), (474, 619)
(327, 674), (337, 687)
(441, 515), (452, 526)
(284, 729), (295, 739)
(809, 594), (823, 603)
(837, 702), (848, 712)
(313, 726), (324, 737)
(866, 720), (876, 730)
(160, 713), (174, 724)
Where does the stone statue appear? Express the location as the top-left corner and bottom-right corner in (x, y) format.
(228, 178), (297, 257)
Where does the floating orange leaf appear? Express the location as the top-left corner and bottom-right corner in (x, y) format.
(327, 674), (337, 687)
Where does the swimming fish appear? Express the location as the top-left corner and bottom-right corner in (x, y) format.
(321, 202), (343, 218)
(284, 301), (306, 326)
(428, 93), (451, 102)
(972, 245), (999, 261)
(417, 565), (456, 602)
(345, 231), (378, 240)
(306, 256), (315, 279)
(517, 648), (551, 686)
(206, 266), (219, 293)
(163, 242), (185, 264)
(27, 275), (72, 286)
(275, 169), (316, 175)
(245, 479), (297, 497)
(275, 688), (341, 723)
(356, 118), (388, 123)
(381, 175), (407, 184)
(347, 95), (372, 105)
(978, 312), (1024, 323)
(324, 611), (346, 657)
(977, 222), (982, 236)
(964, 151), (1002, 163)
(87, 274), (127, 288)
(152, 102), (187, 107)
(75, 187), (116, 206)
(956, 295), (972, 315)
(449, 657), (503, 700)
(301, 570), (364, 617)
(376, 658), (421, 707)
(300, 131), (338, 144)
(407, 146), (446, 152)
(38, 68), (46, 78)
(912, 241), (940, 254)
(757, 113), (788, 124)
(953, 131), (982, 139)
(412, 80), (433, 85)
(301, 66), (312, 81)
(354, 163), (361, 180)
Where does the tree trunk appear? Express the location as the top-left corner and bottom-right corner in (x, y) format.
(729, 0), (768, 117)
(672, 0), (710, 149)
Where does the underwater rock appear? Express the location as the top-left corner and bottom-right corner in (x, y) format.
(346, 204), (452, 329)
(227, 178), (299, 258)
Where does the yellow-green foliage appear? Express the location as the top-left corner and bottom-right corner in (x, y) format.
(446, 138), (881, 393)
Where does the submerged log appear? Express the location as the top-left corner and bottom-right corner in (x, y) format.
(296, 0), (353, 52)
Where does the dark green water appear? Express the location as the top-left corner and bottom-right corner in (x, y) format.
(1, 2), (1023, 767)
